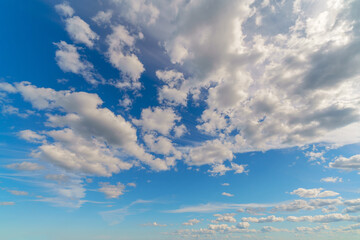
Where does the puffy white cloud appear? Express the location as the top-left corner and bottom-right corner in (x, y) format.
(290, 188), (339, 198)
(127, 182), (136, 187)
(0, 82), (17, 93)
(55, 2), (74, 18)
(98, 182), (125, 198)
(143, 133), (181, 161)
(237, 222), (250, 229)
(183, 219), (200, 226)
(241, 215), (284, 223)
(6, 162), (44, 171)
(156, 70), (188, 106)
(186, 140), (233, 166)
(18, 130), (45, 143)
(173, 124), (187, 138)
(321, 177), (343, 183)
(92, 10), (112, 26)
(208, 162), (247, 176)
(133, 107), (180, 135)
(329, 154), (360, 172)
(111, 0), (159, 25)
(222, 192), (234, 197)
(65, 16), (99, 48)
(33, 129), (132, 177)
(213, 213), (236, 223)
(54, 41), (98, 84)
(106, 25), (144, 88)
(8, 82), (170, 172)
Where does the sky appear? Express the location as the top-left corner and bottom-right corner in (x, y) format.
(0, 0), (360, 239)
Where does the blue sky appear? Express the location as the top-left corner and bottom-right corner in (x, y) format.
(1, 0), (360, 239)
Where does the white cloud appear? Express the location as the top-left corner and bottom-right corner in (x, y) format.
(222, 192), (234, 197)
(133, 107), (180, 135)
(329, 154), (360, 172)
(8, 190), (28, 196)
(143, 222), (167, 227)
(106, 25), (144, 88)
(186, 140), (233, 166)
(127, 182), (136, 187)
(290, 188), (339, 198)
(241, 215), (284, 223)
(321, 177), (343, 183)
(6, 162), (44, 171)
(99, 182), (125, 199)
(54, 41), (98, 84)
(55, 2), (74, 18)
(18, 130), (45, 143)
(287, 213), (360, 223)
(65, 16), (99, 48)
(261, 226), (289, 233)
(156, 70), (188, 106)
(173, 124), (187, 138)
(183, 219), (201, 226)
(0, 82), (17, 93)
(222, 183), (230, 186)
(213, 213), (236, 223)
(111, 0), (159, 25)
(9, 82), (169, 172)
(208, 162), (247, 176)
(92, 10), (112, 26)
(33, 129), (132, 177)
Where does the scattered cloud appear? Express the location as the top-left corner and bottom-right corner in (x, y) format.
(222, 192), (234, 197)
(290, 188), (339, 198)
(6, 162), (44, 171)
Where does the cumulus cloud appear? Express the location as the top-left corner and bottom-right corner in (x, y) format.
(18, 130), (45, 143)
(64, 17), (99, 48)
(186, 140), (233, 166)
(290, 188), (339, 198)
(213, 213), (237, 223)
(241, 215), (284, 223)
(329, 155), (360, 172)
(111, 0), (159, 25)
(55, 2), (74, 18)
(92, 10), (112, 26)
(98, 182), (125, 199)
(54, 41), (98, 84)
(106, 25), (144, 88)
(5, 82), (170, 173)
(183, 219), (201, 226)
(133, 107), (180, 135)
